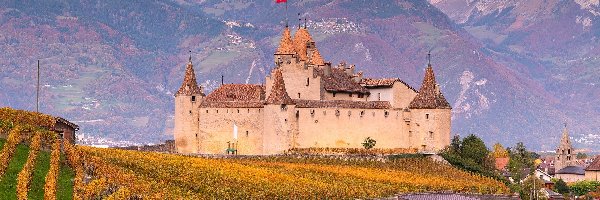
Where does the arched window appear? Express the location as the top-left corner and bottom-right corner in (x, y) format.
(306, 78), (310, 86)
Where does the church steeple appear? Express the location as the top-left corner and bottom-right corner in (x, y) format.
(555, 123), (574, 171)
(176, 58), (204, 97)
(409, 58), (451, 109)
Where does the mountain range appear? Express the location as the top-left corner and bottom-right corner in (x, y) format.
(0, 0), (599, 151)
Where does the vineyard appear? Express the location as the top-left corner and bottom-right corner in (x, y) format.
(0, 107), (510, 199)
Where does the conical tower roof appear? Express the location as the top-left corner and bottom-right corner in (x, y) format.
(176, 58), (204, 96)
(276, 26), (295, 55)
(266, 68), (294, 105)
(311, 48), (325, 66)
(409, 64), (451, 109)
(293, 28), (313, 61)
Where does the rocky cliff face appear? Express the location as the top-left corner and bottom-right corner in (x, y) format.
(0, 0), (598, 150)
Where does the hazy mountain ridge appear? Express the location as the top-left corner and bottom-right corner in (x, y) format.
(0, 0), (597, 150)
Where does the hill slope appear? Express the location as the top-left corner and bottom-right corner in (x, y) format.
(0, 0), (597, 150)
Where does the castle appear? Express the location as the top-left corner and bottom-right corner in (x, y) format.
(173, 26), (452, 155)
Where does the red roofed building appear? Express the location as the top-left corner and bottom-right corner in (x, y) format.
(585, 155), (600, 181)
(173, 26), (452, 155)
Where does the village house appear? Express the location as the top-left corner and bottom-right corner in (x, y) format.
(585, 156), (600, 181)
(173, 26), (452, 155)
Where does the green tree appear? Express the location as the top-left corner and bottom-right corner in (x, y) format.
(521, 175), (545, 200)
(362, 137), (376, 150)
(570, 180), (600, 196)
(577, 152), (588, 159)
(554, 178), (569, 194)
(507, 142), (534, 182)
(460, 134), (490, 164)
(450, 135), (461, 153)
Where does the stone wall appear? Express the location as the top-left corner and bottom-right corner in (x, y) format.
(295, 107), (412, 149)
(409, 108), (452, 152)
(585, 171), (600, 181)
(174, 95), (201, 153)
(197, 107), (264, 155)
(555, 173), (585, 183)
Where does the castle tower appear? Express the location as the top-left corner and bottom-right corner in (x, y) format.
(555, 124), (574, 171)
(263, 67), (297, 154)
(275, 25), (295, 66)
(293, 27), (314, 62)
(174, 56), (204, 153)
(408, 62), (452, 152)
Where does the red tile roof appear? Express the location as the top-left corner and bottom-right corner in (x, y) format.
(586, 156), (600, 171)
(200, 101), (264, 108)
(295, 100), (391, 109)
(360, 78), (417, 92)
(276, 26), (295, 55)
(176, 61), (204, 96)
(266, 68), (295, 105)
(409, 65), (451, 109)
(317, 67), (369, 94)
(495, 157), (509, 171)
(310, 48), (325, 66)
(202, 84), (264, 102)
(293, 28), (313, 61)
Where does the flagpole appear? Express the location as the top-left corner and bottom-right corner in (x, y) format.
(285, 1), (288, 27)
(36, 60), (40, 113)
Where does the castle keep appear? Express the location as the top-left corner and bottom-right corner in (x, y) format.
(173, 26), (452, 155)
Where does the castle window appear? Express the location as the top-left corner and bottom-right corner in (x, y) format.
(323, 110), (326, 115)
(358, 94), (364, 98)
(429, 131), (434, 139)
(206, 110), (208, 113)
(384, 111), (389, 117)
(306, 78), (310, 86)
(568, 149), (570, 154)
(426, 114), (429, 119)
(281, 104), (287, 110)
(189, 110), (192, 114)
(378, 93), (381, 101)
(333, 92), (336, 97)
(259, 109), (261, 113)
(296, 110), (299, 118)
(335, 110), (340, 116)
(246, 131), (249, 137)
(349, 93), (353, 97)
(310, 109), (315, 116)
(237, 109), (240, 113)
(191, 96), (196, 102)
(298, 93), (301, 98)
(409, 131), (412, 137)
(216, 110), (219, 113)
(360, 111), (365, 117)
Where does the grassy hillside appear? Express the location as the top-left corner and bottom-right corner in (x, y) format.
(71, 146), (510, 199)
(0, 138), (74, 200)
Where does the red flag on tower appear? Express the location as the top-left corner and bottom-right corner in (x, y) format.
(276, 0), (287, 3)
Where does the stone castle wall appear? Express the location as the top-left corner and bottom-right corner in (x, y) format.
(294, 108), (412, 149)
(197, 107), (264, 154)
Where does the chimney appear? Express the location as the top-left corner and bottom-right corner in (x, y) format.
(353, 71), (363, 82)
(324, 62), (332, 76)
(345, 64), (355, 76)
